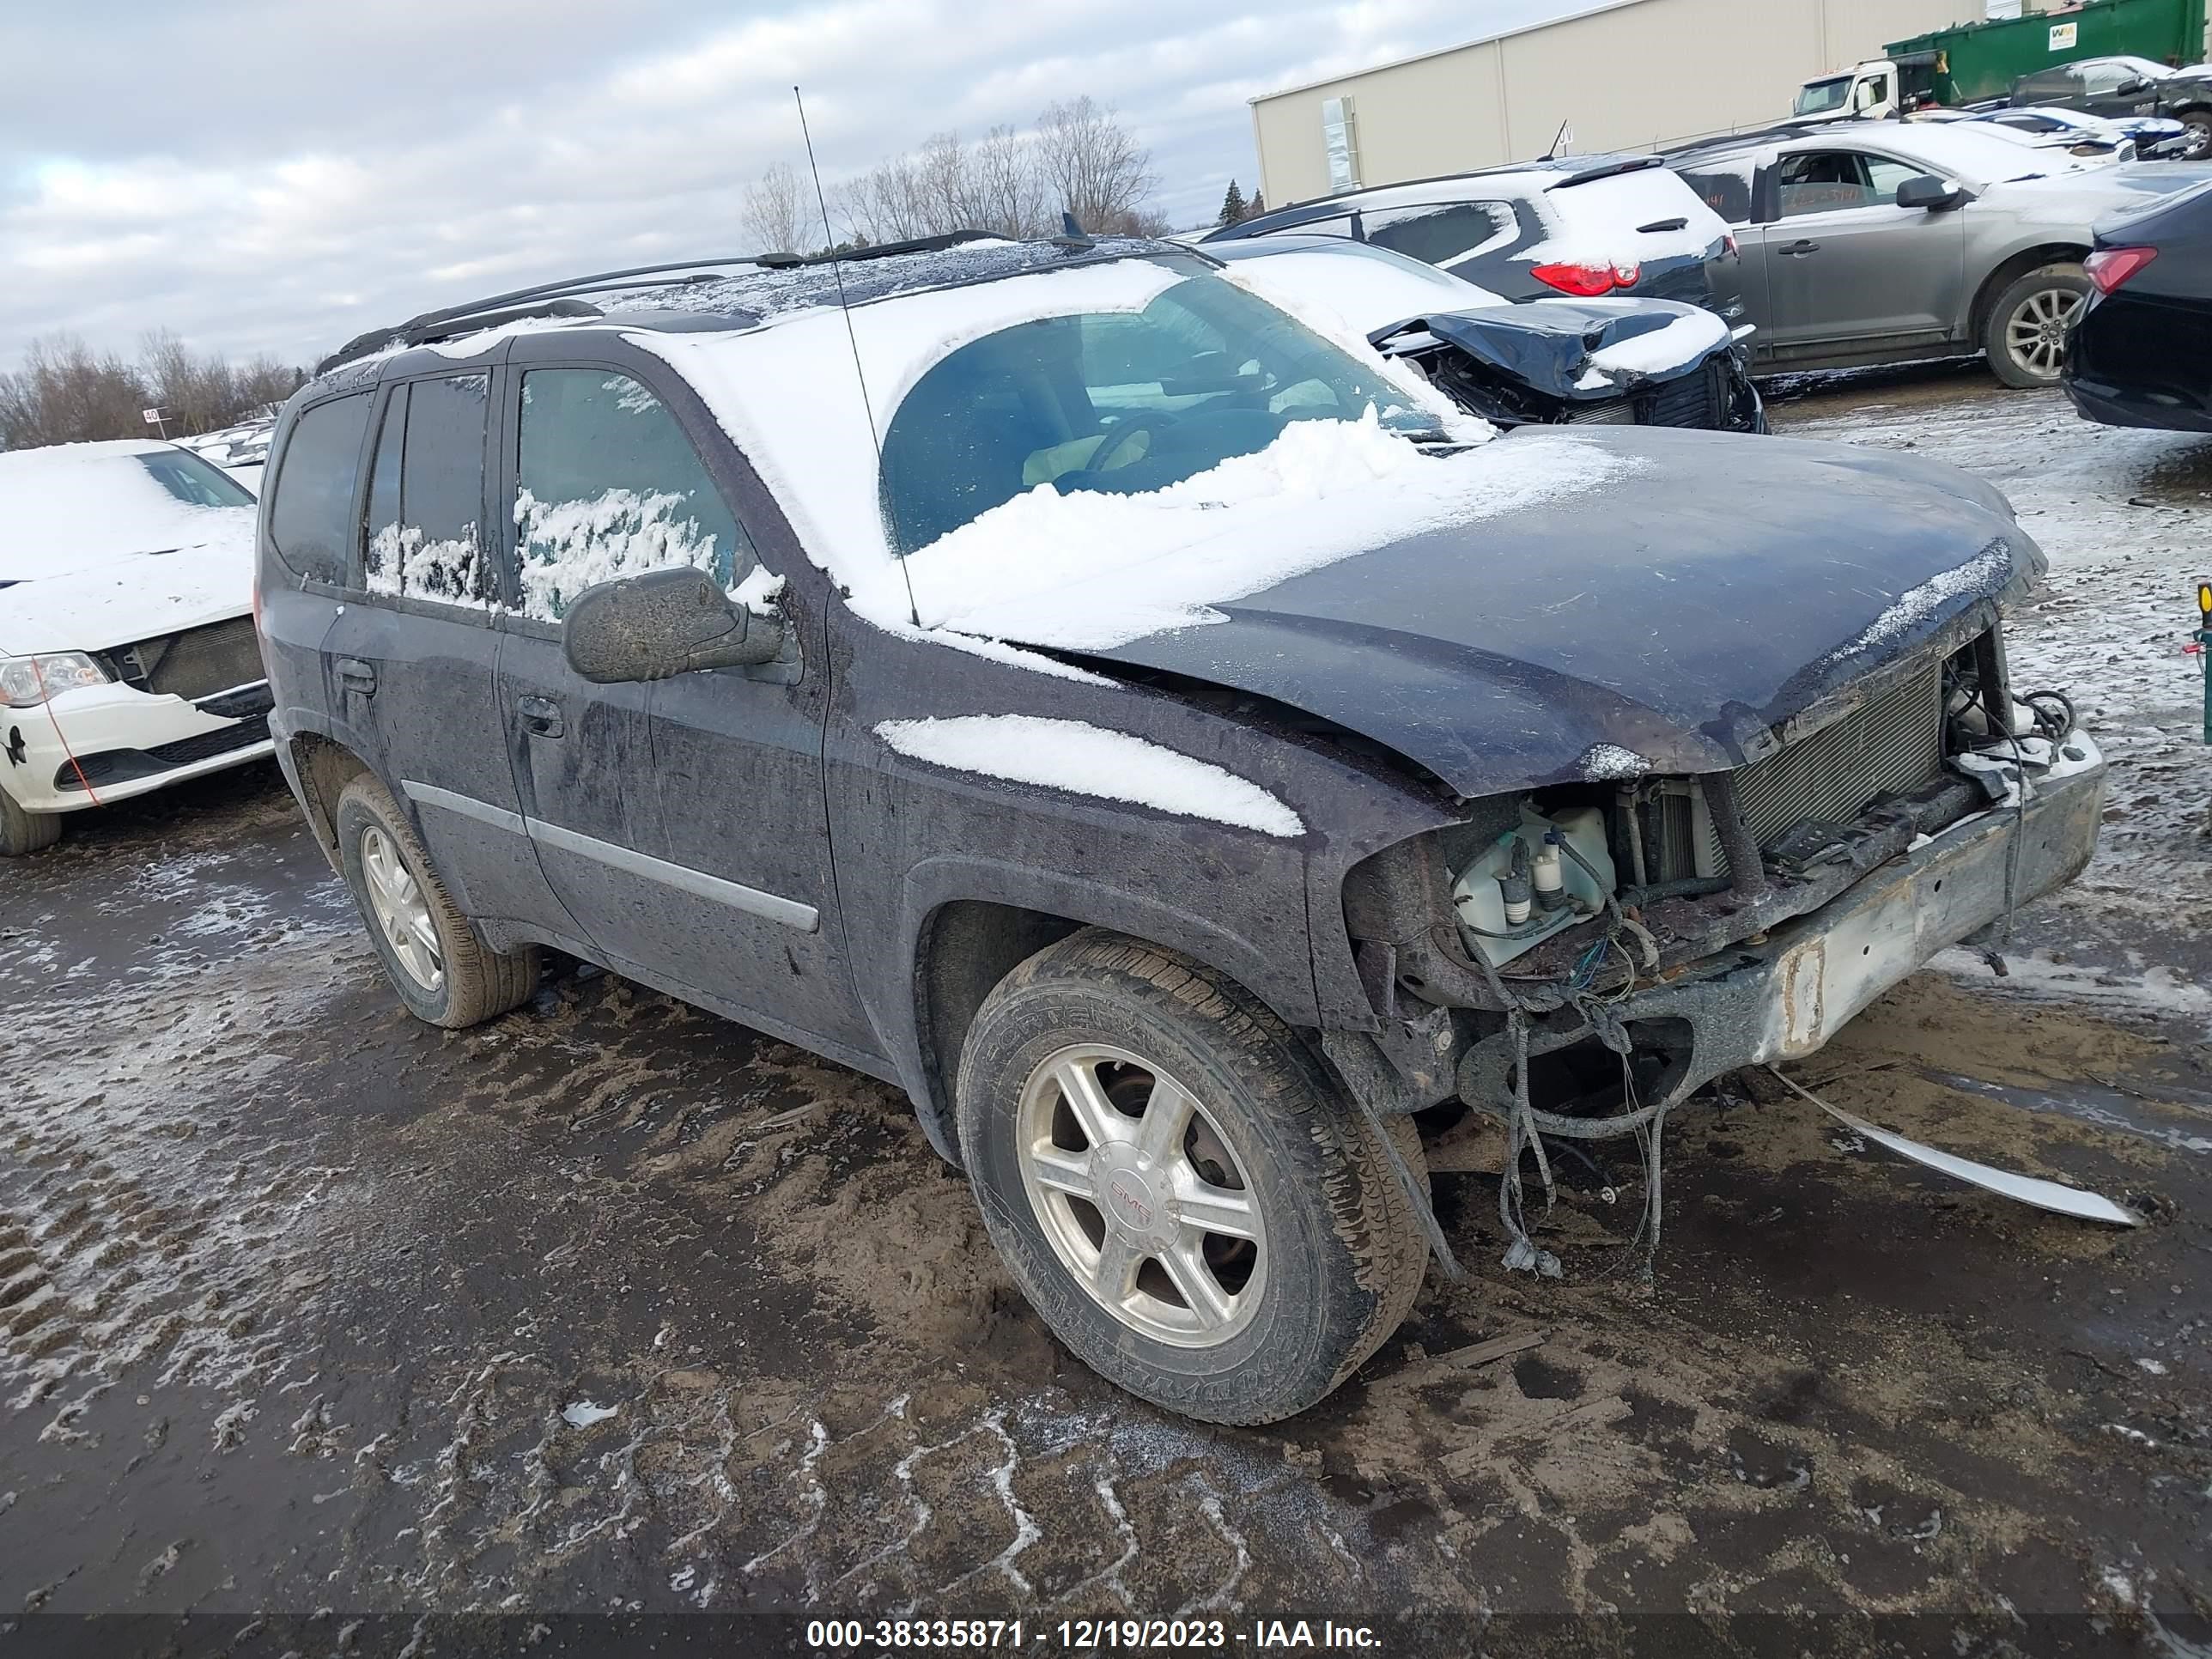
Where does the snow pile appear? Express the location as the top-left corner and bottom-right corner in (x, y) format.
(1829, 538), (2015, 662)
(366, 521), (493, 609)
(857, 413), (1631, 652)
(514, 487), (732, 622)
(876, 714), (1304, 836)
(1583, 307), (1732, 380)
(1578, 744), (1650, 781)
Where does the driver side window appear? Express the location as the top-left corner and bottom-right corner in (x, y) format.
(508, 369), (756, 623)
(1778, 152), (1923, 216)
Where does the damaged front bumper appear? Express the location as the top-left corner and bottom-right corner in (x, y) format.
(1566, 732), (2106, 1097)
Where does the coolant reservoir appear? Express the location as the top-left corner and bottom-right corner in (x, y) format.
(1451, 805), (1617, 966)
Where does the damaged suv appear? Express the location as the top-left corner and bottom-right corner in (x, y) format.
(258, 233), (2103, 1425)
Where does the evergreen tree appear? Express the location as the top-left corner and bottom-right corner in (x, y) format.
(1218, 179), (1247, 227)
(1248, 190), (1264, 216)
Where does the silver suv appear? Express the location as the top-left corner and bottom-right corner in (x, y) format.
(1669, 120), (2212, 384)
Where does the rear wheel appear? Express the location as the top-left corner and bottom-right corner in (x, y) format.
(0, 786), (63, 857)
(334, 775), (538, 1028)
(1984, 263), (2089, 388)
(955, 931), (1429, 1425)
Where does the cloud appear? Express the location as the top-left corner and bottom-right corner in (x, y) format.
(0, 0), (1583, 367)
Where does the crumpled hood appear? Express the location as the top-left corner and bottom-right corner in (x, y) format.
(1043, 425), (2037, 799)
(0, 526), (255, 656)
(1383, 299), (1730, 400)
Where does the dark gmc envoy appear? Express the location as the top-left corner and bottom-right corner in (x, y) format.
(256, 234), (2105, 1424)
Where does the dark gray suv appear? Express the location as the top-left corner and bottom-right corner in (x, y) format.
(256, 234), (2105, 1424)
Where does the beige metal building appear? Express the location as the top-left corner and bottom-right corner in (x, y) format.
(1249, 0), (2000, 208)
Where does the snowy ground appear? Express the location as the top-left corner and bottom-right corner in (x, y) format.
(1, 371), (2209, 1656)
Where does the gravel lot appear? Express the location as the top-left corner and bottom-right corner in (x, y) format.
(3, 374), (2209, 1656)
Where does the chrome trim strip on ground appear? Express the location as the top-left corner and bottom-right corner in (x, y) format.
(527, 817), (822, 933)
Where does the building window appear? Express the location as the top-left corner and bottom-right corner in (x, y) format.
(1322, 96), (1361, 192)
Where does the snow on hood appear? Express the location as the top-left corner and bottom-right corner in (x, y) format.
(1223, 246), (1509, 337)
(0, 442), (251, 584)
(1574, 301), (1733, 382)
(634, 258), (1498, 660)
(0, 538), (255, 656)
(858, 408), (1636, 652)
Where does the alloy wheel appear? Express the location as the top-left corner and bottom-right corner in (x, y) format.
(2006, 285), (2084, 380)
(1015, 1043), (1267, 1348)
(361, 825), (444, 993)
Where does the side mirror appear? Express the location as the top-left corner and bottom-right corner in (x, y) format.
(1895, 173), (1965, 211)
(2118, 76), (2152, 95)
(561, 564), (784, 684)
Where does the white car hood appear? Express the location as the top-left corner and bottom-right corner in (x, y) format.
(0, 520), (255, 655)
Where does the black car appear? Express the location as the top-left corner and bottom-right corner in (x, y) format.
(1203, 155), (1746, 323)
(2064, 177), (2212, 429)
(258, 233), (2104, 1424)
(2012, 55), (2212, 158)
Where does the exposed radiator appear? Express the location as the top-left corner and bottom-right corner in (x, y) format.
(1643, 665), (1945, 881)
(118, 617), (266, 701)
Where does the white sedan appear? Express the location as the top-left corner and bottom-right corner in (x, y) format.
(0, 440), (271, 854)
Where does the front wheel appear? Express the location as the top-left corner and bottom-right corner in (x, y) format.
(2179, 110), (2212, 161)
(0, 786), (63, 856)
(1984, 263), (2089, 388)
(955, 932), (1429, 1425)
(334, 775), (539, 1028)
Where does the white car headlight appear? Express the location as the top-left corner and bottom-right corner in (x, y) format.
(0, 652), (109, 708)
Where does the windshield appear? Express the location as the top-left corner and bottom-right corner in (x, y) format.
(137, 447), (256, 507)
(1795, 76), (1854, 116)
(878, 273), (1437, 554)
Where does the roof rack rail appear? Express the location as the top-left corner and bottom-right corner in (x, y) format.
(313, 230), (1007, 376)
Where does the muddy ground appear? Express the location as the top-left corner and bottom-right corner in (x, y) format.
(2, 374), (2209, 1657)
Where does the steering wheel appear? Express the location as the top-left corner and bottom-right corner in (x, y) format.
(1087, 416), (1170, 477)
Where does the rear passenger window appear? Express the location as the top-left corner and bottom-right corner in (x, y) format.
(511, 369), (753, 623)
(1679, 164), (1754, 226)
(1364, 202), (1516, 270)
(268, 392), (372, 583)
(363, 374), (494, 606)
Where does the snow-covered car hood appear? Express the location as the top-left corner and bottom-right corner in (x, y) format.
(1029, 424), (2037, 799)
(0, 526), (256, 656)
(1985, 159), (2212, 215)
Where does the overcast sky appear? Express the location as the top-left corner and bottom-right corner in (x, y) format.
(0, 0), (1594, 370)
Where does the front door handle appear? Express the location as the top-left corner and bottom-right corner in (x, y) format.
(1778, 239), (1821, 257)
(517, 695), (564, 738)
(337, 658), (377, 696)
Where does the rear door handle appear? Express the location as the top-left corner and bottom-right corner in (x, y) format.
(1778, 240), (1821, 257)
(517, 695), (564, 738)
(337, 658), (377, 696)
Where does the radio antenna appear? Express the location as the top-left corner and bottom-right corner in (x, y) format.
(794, 84), (920, 629)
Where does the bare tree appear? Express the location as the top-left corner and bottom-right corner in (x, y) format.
(969, 125), (1048, 238)
(742, 161), (813, 256)
(1035, 96), (1158, 234)
(0, 331), (303, 451)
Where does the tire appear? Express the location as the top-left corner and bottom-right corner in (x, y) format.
(1983, 263), (2089, 388)
(0, 785), (63, 857)
(2180, 110), (2212, 162)
(955, 930), (1430, 1425)
(334, 775), (539, 1029)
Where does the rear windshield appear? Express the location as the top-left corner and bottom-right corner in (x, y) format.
(878, 274), (1435, 554)
(1541, 167), (1728, 261)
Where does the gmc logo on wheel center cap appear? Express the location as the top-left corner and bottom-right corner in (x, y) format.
(1106, 1177), (1152, 1230)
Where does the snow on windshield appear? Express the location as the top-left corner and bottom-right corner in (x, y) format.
(637, 257), (1530, 659)
(0, 442), (255, 583)
(1227, 247), (1507, 337)
(852, 408), (1638, 652)
(1521, 168), (1729, 267)
(876, 714), (1304, 836)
